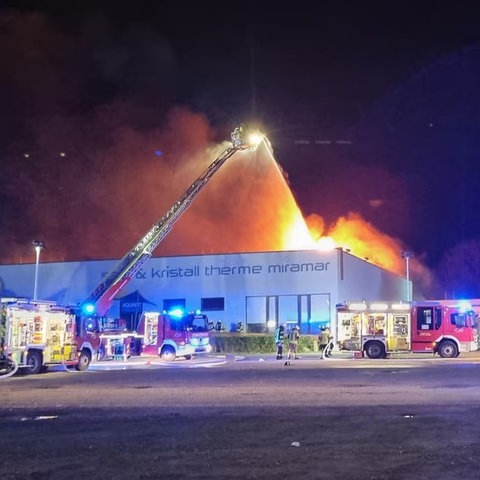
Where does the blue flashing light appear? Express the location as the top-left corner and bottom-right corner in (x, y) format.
(167, 308), (185, 318)
(155, 149), (163, 157)
(82, 303), (96, 315)
(458, 300), (472, 313)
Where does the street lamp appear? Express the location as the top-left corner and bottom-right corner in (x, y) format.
(32, 240), (45, 301)
(401, 251), (414, 301)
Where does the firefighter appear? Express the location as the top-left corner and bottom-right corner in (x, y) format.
(325, 334), (334, 358)
(319, 326), (334, 359)
(0, 306), (6, 353)
(318, 326), (330, 357)
(285, 325), (300, 365)
(274, 324), (285, 360)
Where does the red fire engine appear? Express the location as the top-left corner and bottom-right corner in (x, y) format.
(78, 126), (262, 362)
(96, 318), (136, 361)
(0, 298), (101, 374)
(336, 300), (478, 359)
(138, 309), (212, 361)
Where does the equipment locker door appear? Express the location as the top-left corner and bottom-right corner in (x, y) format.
(387, 313), (410, 351)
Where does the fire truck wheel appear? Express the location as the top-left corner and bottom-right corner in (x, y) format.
(26, 350), (43, 374)
(75, 350), (91, 371)
(364, 341), (386, 359)
(437, 340), (458, 358)
(160, 346), (176, 362)
(184, 355), (192, 360)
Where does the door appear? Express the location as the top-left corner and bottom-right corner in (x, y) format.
(410, 306), (442, 352)
(387, 313), (410, 351)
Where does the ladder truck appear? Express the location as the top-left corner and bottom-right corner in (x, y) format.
(80, 126), (263, 361)
(0, 126), (263, 374)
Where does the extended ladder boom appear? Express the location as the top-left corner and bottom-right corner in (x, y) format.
(83, 126), (260, 316)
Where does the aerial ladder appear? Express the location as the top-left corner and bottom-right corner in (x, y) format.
(81, 126), (263, 317)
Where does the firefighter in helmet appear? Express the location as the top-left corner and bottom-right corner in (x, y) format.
(0, 306), (6, 354)
(286, 325), (300, 364)
(319, 325), (334, 358)
(274, 324), (285, 360)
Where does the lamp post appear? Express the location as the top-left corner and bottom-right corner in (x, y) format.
(401, 251), (414, 301)
(32, 240), (45, 301)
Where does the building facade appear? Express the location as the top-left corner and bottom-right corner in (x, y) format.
(0, 248), (408, 338)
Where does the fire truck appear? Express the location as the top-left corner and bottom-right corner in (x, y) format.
(336, 300), (479, 359)
(138, 309), (212, 361)
(96, 318), (136, 361)
(0, 126), (263, 375)
(79, 126), (262, 362)
(0, 298), (101, 375)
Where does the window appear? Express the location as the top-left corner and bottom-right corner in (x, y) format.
(169, 314), (208, 332)
(434, 308), (442, 329)
(201, 297), (225, 311)
(170, 318), (184, 332)
(163, 299), (186, 312)
(451, 313), (466, 328)
(189, 315), (209, 332)
(417, 307), (442, 330)
(417, 307), (433, 330)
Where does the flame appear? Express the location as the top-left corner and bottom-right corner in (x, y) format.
(281, 209), (406, 274)
(277, 205), (408, 276)
(281, 212), (316, 250)
(270, 164), (406, 274)
(327, 212), (405, 273)
(296, 211), (406, 275)
(2, 110), (433, 296)
(316, 236), (336, 251)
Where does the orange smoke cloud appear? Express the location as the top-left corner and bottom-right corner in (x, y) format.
(3, 107), (434, 297)
(155, 125), (315, 255)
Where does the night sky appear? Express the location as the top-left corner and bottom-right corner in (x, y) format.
(2, 1), (480, 296)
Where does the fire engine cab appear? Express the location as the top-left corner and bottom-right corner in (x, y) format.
(137, 309), (212, 361)
(336, 300), (478, 359)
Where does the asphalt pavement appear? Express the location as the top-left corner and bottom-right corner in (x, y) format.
(91, 348), (480, 369)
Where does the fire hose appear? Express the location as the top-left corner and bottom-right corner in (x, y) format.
(61, 358), (76, 373)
